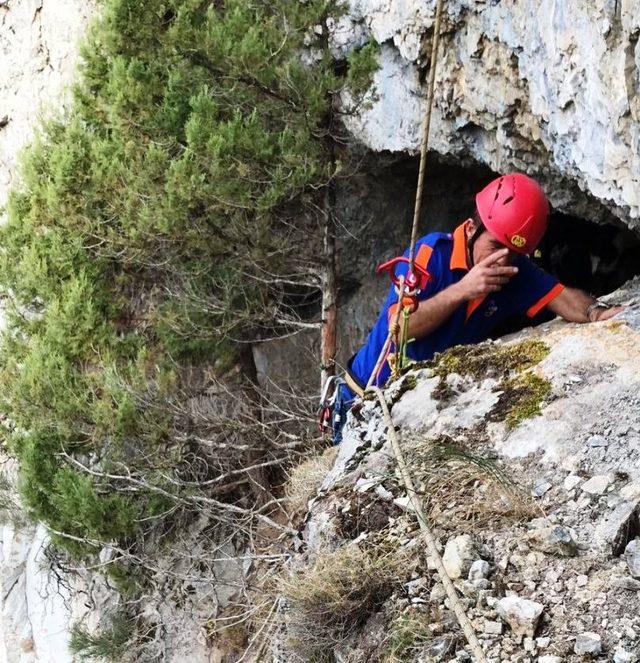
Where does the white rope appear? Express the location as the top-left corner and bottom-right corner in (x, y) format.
(371, 387), (487, 661)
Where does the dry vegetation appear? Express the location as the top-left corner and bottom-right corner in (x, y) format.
(281, 543), (410, 661)
(285, 446), (339, 513)
(409, 436), (539, 530)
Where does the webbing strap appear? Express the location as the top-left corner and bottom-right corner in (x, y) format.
(343, 370), (365, 398)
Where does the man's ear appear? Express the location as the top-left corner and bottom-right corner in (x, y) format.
(464, 217), (478, 239)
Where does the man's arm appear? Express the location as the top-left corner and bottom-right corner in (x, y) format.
(406, 248), (517, 338)
(547, 287), (624, 322)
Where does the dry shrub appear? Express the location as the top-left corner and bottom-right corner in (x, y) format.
(285, 446), (339, 513)
(282, 543), (407, 660)
(410, 438), (538, 529)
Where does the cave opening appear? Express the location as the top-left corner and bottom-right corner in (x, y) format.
(338, 152), (640, 340)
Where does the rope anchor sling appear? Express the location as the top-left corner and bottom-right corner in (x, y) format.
(366, 1), (488, 660)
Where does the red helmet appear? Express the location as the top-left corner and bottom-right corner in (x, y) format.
(475, 173), (549, 254)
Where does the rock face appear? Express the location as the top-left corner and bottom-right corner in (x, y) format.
(334, 0), (640, 227)
(0, 522), (116, 663)
(0, 0), (96, 212)
(282, 278), (640, 661)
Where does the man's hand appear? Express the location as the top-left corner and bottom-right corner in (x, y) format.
(589, 305), (625, 322)
(453, 248), (519, 301)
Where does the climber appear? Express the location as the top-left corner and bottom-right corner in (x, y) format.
(328, 173), (624, 444)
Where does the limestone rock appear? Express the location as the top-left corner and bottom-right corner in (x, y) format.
(0, 0), (97, 213)
(614, 648), (637, 663)
(625, 539), (640, 579)
(496, 595), (544, 639)
(334, 0), (640, 227)
(526, 525), (578, 557)
(422, 635), (456, 660)
(574, 631), (602, 655)
(594, 500), (640, 554)
(581, 475), (613, 495)
(564, 474), (583, 491)
(468, 559), (490, 581)
(442, 535), (480, 580)
(483, 619), (502, 635)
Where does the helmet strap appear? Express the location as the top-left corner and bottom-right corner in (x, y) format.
(466, 221), (485, 268)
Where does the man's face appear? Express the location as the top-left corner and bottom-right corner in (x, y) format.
(465, 220), (517, 267)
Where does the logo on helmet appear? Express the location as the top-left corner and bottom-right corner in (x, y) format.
(510, 234), (527, 249)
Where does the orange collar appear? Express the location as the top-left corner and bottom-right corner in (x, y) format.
(450, 221), (470, 271)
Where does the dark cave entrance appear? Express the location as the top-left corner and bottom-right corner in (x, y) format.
(339, 152), (640, 338)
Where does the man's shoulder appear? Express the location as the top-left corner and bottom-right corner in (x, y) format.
(415, 231), (453, 250)
(412, 232), (454, 268)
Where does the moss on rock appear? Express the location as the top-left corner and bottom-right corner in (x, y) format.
(424, 339), (550, 404)
(493, 373), (553, 430)
(431, 339), (549, 382)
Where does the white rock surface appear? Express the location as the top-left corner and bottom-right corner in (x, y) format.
(0, 523), (101, 663)
(614, 648), (637, 663)
(334, 0), (640, 227)
(0, 0), (96, 212)
(496, 595), (544, 639)
(468, 559), (490, 581)
(564, 474), (583, 491)
(581, 474), (613, 495)
(442, 534), (478, 579)
(574, 631), (603, 655)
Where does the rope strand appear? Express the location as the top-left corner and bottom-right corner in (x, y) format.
(365, 2), (488, 659)
(372, 387), (487, 662)
(365, 0), (446, 389)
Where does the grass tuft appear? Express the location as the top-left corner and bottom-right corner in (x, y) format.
(410, 437), (537, 529)
(285, 446), (338, 513)
(282, 543), (407, 661)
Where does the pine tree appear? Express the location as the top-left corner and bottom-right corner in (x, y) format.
(0, 0), (377, 559)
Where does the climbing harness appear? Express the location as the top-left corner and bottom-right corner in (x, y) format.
(317, 375), (346, 434)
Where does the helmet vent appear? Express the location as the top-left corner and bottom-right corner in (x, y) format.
(502, 196), (514, 205)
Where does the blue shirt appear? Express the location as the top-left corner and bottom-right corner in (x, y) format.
(348, 222), (564, 389)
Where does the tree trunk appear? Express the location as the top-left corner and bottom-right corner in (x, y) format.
(320, 174), (337, 390)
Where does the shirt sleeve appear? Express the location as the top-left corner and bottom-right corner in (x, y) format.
(513, 257), (565, 318)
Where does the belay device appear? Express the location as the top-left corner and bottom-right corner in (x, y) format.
(372, 255), (432, 382)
